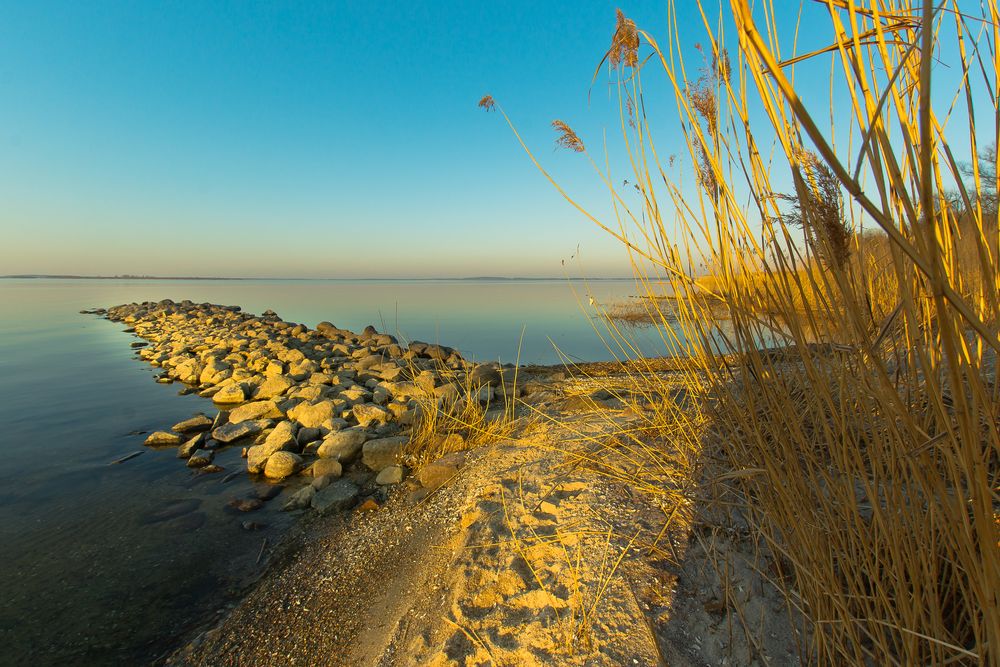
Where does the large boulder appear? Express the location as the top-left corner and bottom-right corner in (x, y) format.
(316, 428), (369, 462)
(311, 478), (360, 514)
(288, 400), (337, 429)
(263, 451), (302, 479)
(361, 436), (408, 472)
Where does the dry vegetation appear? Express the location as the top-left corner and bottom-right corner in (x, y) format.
(403, 364), (521, 468)
(486, 1), (1000, 664)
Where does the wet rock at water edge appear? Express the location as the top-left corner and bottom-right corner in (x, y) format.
(245, 421), (299, 473)
(187, 449), (215, 468)
(281, 485), (317, 511)
(263, 451), (302, 479)
(228, 498), (264, 512)
(172, 414), (213, 434)
(145, 431), (183, 446)
(212, 420), (263, 444)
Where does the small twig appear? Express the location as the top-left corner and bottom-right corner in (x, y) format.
(255, 537), (269, 565)
(109, 451), (144, 465)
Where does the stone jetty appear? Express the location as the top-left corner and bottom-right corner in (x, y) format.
(101, 299), (516, 512)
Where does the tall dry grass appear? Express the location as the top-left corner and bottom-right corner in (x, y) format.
(486, 1), (999, 663)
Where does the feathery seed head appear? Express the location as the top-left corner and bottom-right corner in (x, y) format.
(610, 9), (639, 68)
(552, 120), (585, 153)
(478, 95), (496, 112)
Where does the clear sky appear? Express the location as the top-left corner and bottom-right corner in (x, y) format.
(0, 2), (983, 278)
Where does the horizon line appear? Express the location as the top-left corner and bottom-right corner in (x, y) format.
(1, 273), (640, 282)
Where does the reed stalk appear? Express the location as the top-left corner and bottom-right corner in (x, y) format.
(486, 1), (1000, 662)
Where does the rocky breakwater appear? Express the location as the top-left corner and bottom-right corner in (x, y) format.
(103, 299), (519, 514)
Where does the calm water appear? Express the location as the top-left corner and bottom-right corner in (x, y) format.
(0, 278), (658, 665)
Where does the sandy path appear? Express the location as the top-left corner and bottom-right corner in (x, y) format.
(172, 387), (801, 666)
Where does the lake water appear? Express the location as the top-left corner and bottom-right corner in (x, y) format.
(0, 278), (659, 665)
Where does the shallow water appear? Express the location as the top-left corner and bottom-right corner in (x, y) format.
(0, 277), (658, 665)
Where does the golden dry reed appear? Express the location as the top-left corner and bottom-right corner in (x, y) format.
(485, 1), (999, 664)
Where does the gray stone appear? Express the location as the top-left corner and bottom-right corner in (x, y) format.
(375, 465), (405, 485)
(187, 449), (215, 468)
(474, 384), (494, 403)
(316, 428), (369, 461)
(310, 478), (360, 514)
(361, 436), (408, 472)
(311, 458), (343, 479)
(469, 364), (501, 387)
(177, 432), (206, 459)
(281, 485), (316, 511)
(264, 451), (302, 479)
(212, 420), (263, 444)
(296, 427), (320, 446)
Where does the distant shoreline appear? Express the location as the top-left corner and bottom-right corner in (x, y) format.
(2, 274), (636, 282)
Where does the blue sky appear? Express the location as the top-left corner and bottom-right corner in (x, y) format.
(0, 2), (984, 278)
